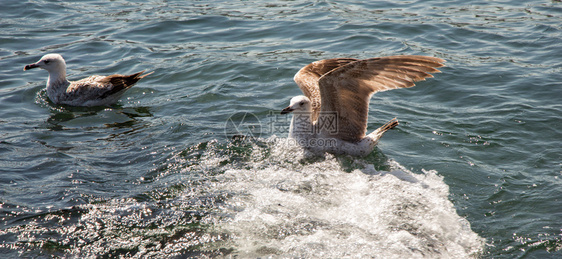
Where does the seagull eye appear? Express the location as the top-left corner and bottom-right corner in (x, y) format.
(44, 60), (50, 64)
(299, 102), (304, 106)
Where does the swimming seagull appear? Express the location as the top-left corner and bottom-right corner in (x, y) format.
(281, 55), (445, 156)
(24, 53), (152, 106)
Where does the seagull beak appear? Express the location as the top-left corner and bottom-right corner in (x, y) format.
(24, 63), (39, 71)
(280, 106), (293, 114)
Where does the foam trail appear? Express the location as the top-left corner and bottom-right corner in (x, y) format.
(211, 138), (484, 258)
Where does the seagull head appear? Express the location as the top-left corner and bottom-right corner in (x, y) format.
(281, 95), (311, 114)
(24, 53), (67, 73)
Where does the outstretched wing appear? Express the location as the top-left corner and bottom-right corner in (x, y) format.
(318, 55), (445, 142)
(293, 58), (359, 122)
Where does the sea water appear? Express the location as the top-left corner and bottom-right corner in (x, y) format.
(1, 0), (561, 258)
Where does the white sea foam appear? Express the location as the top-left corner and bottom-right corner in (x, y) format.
(210, 137), (485, 258)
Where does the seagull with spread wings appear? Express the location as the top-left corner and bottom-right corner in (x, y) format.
(24, 54), (152, 107)
(281, 55), (445, 156)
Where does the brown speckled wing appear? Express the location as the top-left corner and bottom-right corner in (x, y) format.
(293, 58), (359, 122)
(97, 71), (152, 99)
(318, 55), (445, 142)
(66, 71), (152, 102)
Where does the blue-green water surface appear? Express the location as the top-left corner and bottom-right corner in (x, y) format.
(1, 0), (561, 258)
